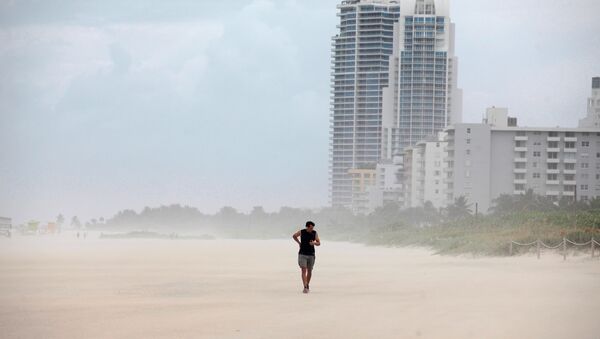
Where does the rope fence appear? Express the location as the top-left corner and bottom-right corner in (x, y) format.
(510, 238), (600, 260)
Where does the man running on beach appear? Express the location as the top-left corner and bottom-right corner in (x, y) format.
(292, 221), (320, 293)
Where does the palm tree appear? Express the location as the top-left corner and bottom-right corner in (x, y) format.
(490, 194), (516, 215)
(446, 196), (472, 219)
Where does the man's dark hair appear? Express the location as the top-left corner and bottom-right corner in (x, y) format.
(305, 221), (315, 228)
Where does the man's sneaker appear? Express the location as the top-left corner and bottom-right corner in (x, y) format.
(303, 287), (308, 294)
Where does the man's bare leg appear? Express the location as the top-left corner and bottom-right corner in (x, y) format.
(300, 267), (308, 289)
(306, 269), (312, 288)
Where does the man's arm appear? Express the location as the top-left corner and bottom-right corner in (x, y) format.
(292, 230), (301, 246)
(312, 233), (321, 246)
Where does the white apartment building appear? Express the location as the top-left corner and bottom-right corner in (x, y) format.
(402, 132), (447, 208)
(445, 108), (600, 213)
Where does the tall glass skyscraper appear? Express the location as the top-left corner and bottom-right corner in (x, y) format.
(330, 0), (401, 208)
(381, 0), (462, 159)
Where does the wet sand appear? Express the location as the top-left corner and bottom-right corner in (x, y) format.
(0, 237), (599, 339)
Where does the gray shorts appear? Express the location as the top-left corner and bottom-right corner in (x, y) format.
(298, 254), (315, 270)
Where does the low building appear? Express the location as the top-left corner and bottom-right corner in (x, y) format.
(0, 217), (12, 237)
(444, 111), (600, 212)
(366, 160), (404, 213)
(403, 132), (447, 208)
(349, 167), (377, 214)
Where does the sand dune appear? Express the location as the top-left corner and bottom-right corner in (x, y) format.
(0, 236), (599, 339)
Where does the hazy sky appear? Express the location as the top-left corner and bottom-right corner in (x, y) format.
(1, 0), (599, 223)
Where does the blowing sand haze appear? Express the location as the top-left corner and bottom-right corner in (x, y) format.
(1, 237), (599, 339)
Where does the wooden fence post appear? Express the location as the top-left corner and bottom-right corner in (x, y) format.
(537, 239), (540, 259)
(563, 238), (567, 261)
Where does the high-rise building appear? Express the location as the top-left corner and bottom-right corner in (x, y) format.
(381, 0), (461, 160)
(330, 0), (401, 208)
(579, 76), (600, 128)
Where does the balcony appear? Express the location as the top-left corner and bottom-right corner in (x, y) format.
(546, 169), (559, 174)
(546, 158), (560, 163)
(547, 136), (561, 142)
(513, 190), (526, 195)
(514, 157), (527, 163)
(513, 179), (527, 184)
(564, 148), (577, 153)
(564, 137), (577, 142)
(514, 136), (528, 141)
(546, 180), (560, 185)
(563, 180), (576, 185)
(514, 147), (528, 152)
(546, 148), (560, 152)
(563, 158), (577, 163)
(545, 191), (560, 196)
(563, 191), (575, 196)
(563, 169), (577, 174)
(513, 168), (527, 173)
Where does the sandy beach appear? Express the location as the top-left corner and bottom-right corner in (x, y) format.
(0, 236), (599, 339)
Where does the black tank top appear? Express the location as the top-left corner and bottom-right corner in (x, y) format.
(299, 229), (317, 256)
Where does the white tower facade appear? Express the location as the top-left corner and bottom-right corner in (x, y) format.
(381, 0), (462, 160)
(579, 77), (600, 128)
(330, 0), (401, 208)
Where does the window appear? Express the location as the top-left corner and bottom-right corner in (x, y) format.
(466, 139), (471, 144)
(466, 149), (471, 155)
(533, 151), (541, 157)
(547, 152), (558, 159)
(565, 142), (575, 149)
(582, 141), (590, 147)
(466, 128), (471, 134)
(565, 163), (575, 170)
(581, 196), (589, 201)
(565, 132), (575, 137)
(547, 163), (558, 170)
(547, 141), (558, 148)
(549, 131), (559, 137)
(532, 173), (540, 179)
(597, 153), (600, 158)
(465, 170), (471, 178)
(547, 174), (558, 181)
(581, 163), (589, 169)
(532, 162), (538, 168)
(580, 185), (588, 190)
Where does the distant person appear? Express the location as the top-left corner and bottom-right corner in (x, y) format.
(292, 221), (320, 293)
